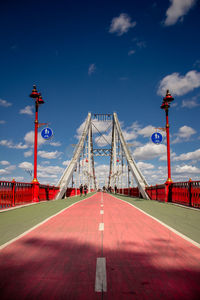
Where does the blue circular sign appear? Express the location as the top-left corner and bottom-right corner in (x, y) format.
(41, 127), (53, 140)
(151, 132), (162, 144)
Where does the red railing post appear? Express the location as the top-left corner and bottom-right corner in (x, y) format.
(32, 181), (39, 202)
(156, 184), (157, 201)
(11, 179), (16, 207)
(188, 178), (192, 207)
(47, 184), (49, 200)
(165, 181), (172, 202)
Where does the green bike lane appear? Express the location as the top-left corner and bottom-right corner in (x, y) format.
(0, 193), (96, 247)
(114, 194), (200, 244)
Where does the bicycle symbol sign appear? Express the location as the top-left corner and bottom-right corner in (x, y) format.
(41, 127), (53, 140)
(151, 132), (162, 144)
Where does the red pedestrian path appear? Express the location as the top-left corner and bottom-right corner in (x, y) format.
(0, 192), (200, 299)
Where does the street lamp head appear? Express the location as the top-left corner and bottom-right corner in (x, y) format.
(161, 90), (174, 110)
(30, 85), (39, 99)
(37, 93), (45, 104)
(163, 90), (174, 103)
(160, 101), (170, 110)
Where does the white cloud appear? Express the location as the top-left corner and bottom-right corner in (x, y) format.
(0, 160), (10, 165)
(38, 150), (62, 159)
(88, 63), (96, 75)
(37, 164), (64, 183)
(0, 120), (6, 124)
(160, 151), (176, 161)
(122, 129), (137, 141)
(50, 141), (61, 147)
(181, 99), (200, 108)
(137, 161), (154, 170)
(109, 13), (136, 36)
(0, 176), (24, 182)
(23, 130), (61, 148)
(0, 128), (58, 151)
(138, 125), (156, 138)
(172, 125), (196, 143)
(38, 173), (58, 179)
(125, 122), (161, 140)
(18, 162), (63, 184)
(0, 169), (8, 175)
(164, 0), (197, 26)
(175, 148), (200, 161)
(0, 164), (16, 175)
(178, 125), (196, 138)
(38, 164), (64, 175)
(0, 140), (13, 148)
(128, 50), (135, 56)
(174, 164), (200, 174)
(19, 105), (34, 115)
(128, 140), (142, 147)
(133, 143), (167, 160)
(0, 99), (12, 107)
(15, 143), (28, 149)
(158, 70), (200, 96)
(24, 130), (45, 147)
(0, 139), (28, 149)
(18, 161), (33, 170)
(5, 165), (16, 172)
(24, 150), (33, 157)
(41, 161), (50, 165)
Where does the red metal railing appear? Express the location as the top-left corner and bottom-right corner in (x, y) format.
(66, 188), (80, 197)
(146, 180), (200, 208)
(191, 181), (200, 208)
(39, 184), (60, 201)
(0, 180), (60, 209)
(15, 182), (33, 206)
(65, 188), (94, 197)
(117, 187), (139, 198)
(0, 181), (13, 208)
(146, 184), (166, 202)
(170, 181), (190, 206)
(115, 181), (200, 208)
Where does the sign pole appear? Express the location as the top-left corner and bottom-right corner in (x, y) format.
(161, 90), (174, 202)
(161, 90), (174, 183)
(33, 102), (39, 183)
(165, 108), (172, 183)
(29, 85), (45, 202)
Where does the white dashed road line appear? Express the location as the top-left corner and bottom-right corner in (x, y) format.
(95, 257), (107, 292)
(99, 223), (104, 231)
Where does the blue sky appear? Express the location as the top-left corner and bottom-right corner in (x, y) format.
(0, 0), (200, 186)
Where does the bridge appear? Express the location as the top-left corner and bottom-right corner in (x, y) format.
(0, 113), (200, 299)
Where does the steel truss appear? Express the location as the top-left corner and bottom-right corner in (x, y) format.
(109, 113), (149, 199)
(56, 112), (149, 199)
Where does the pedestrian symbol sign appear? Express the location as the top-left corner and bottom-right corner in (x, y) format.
(151, 132), (162, 144)
(41, 127), (53, 140)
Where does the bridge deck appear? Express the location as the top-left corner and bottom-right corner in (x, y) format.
(0, 193), (200, 299)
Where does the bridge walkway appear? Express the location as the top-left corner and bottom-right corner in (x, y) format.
(0, 192), (200, 299)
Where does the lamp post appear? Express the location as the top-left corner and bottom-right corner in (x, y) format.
(161, 90), (174, 185)
(29, 85), (44, 201)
